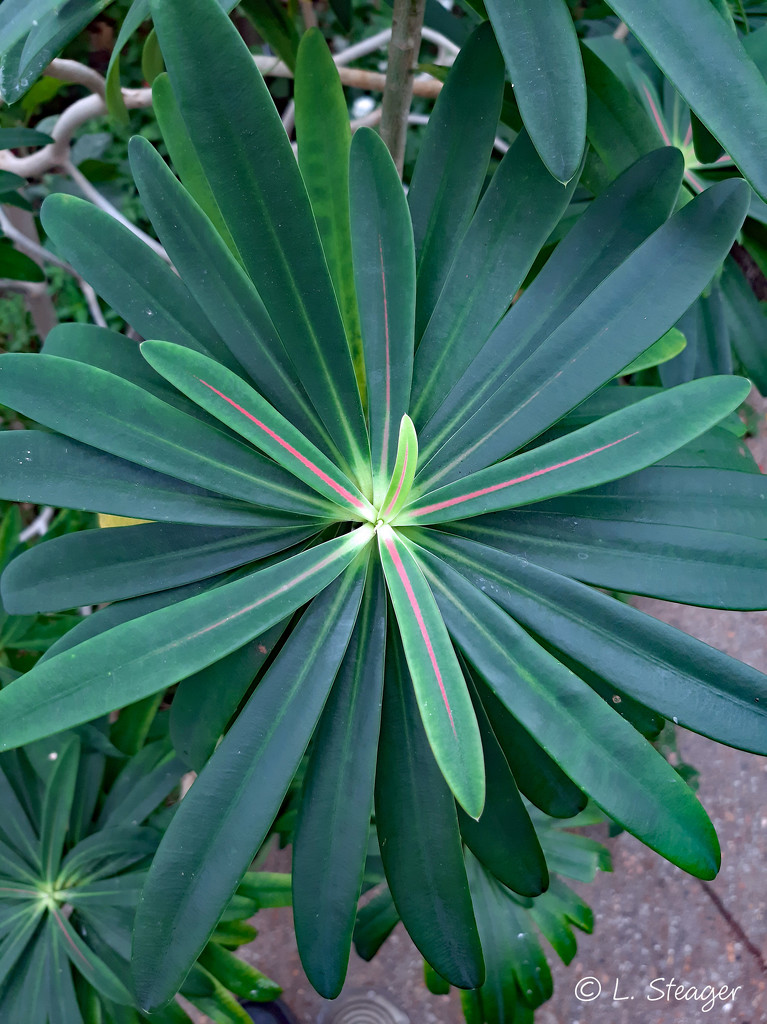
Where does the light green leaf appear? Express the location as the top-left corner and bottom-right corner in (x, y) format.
(350, 128), (415, 502)
(377, 525), (484, 818)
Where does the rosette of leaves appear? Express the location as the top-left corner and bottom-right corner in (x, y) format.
(1, 0), (767, 1009)
(0, 719), (281, 1022)
(355, 805), (611, 1024)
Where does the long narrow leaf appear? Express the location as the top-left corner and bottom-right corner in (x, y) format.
(408, 22), (505, 341)
(457, 670), (548, 897)
(374, 629), (484, 988)
(377, 525), (484, 818)
(350, 128), (415, 502)
(0, 354), (336, 519)
(129, 136), (331, 449)
(417, 546), (720, 879)
(132, 555), (369, 1010)
(141, 341), (375, 520)
(295, 30), (363, 384)
(39, 736), (80, 883)
(411, 130), (577, 429)
(608, 0), (767, 201)
(418, 179), (750, 485)
(404, 376), (749, 521)
(452, 512), (767, 609)
(417, 147), (684, 468)
(170, 621), (291, 772)
(553, 466), (767, 538)
(293, 558), (386, 998)
(41, 195), (236, 370)
(152, 72), (239, 257)
(42, 324), (234, 433)
(484, 0), (586, 183)
(151, 0), (370, 484)
(2, 522), (318, 614)
(0, 529), (373, 752)
(0, 431), (272, 528)
(416, 531), (767, 755)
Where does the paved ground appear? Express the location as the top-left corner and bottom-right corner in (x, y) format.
(204, 404), (767, 1024)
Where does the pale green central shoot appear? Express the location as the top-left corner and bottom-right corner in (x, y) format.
(375, 415), (418, 525)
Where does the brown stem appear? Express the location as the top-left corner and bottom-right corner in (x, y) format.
(380, 0), (427, 176)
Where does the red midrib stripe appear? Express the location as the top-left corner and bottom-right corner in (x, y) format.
(379, 235), (392, 475)
(643, 84), (672, 146)
(411, 433), (637, 518)
(199, 379), (365, 512)
(384, 533), (457, 736)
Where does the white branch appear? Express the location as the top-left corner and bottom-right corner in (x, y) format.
(0, 207), (107, 326)
(46, 58), (107, 97)
(19, 506), (54, 542)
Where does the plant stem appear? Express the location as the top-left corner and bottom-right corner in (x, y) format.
(380, 0), (427, 176)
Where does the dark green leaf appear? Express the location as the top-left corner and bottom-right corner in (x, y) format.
(0, 431), (273, 528)
(416, 147), (684, 468)
(411, 130), (577, 429)
(581, 42), (664, 181)
(660, 286), (732, 386)
(39, 735), (79, 882)
(374, 629), (484, 988)
(418, 180), (750, 484)
(407, 376), (750, 517)
(457, 670), (548, 897)
(238, 0), (300, 69)
(41, 195), (236, 369)
(0, 354), (335, 518)
(536, 466), (767, 538)
(721, 256), (767, 393)
(0, 529), (372, 752)
(417, 545), (721, 879)
(152, 72), (239, 257)
(129, 137), (330, 447)
(52, 908), (132, 1004)
(608, 0), (767, 200)
(407, 22), (505, 341)
(474, 675), (587, 818)
(197, 941), (281, 1001)
(151, 0), (369, 484)
(453, 511), (767, 608)
(378, 526), (484, 818)
(352, 885), (400, 962)
(2, 522), (318, 613)
(170, 621), (291, 771)
(419, 531), (767, 755)
(0, 0), (112, 104)
(41, 324), (237, 432)
(293, 559), (386, 997)
(0, 127), (53, 148)
(140, 341), (374, 520)
(484, 0), (586, 182)
(132, 555), (369, 1010)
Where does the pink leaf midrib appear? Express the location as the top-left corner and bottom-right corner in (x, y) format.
(411, 432), (638, 518)
(383, 532), (457, 736)
(199, 379), (366, 512)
